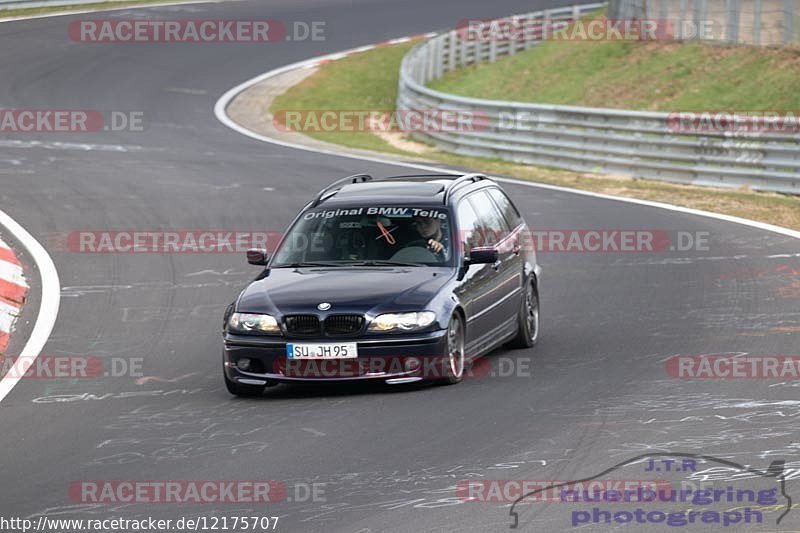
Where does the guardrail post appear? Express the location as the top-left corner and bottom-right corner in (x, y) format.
(608, 0), (619, 19)
(538, 11), (549, 45)
(753, 0), (762, 45)
(448, 31), (457, 72)
(509, 16), (520, 55)
(630, 0), (639, 20)
(734, 0), (742, 43)
(616, 0), (626, 19)
(475, 32), (484, 61)
(694, 0), (707, 41)
(435, 37), (443, 79)
(726, 0), (742, 43)
(784, 0), (795, 44)
(726, 0), (733, 42)
(459, 30), (468, 66)
(425, 40), (434, 82)
(520, 13), (536, 50)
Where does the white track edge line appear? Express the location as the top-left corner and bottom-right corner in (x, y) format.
(0, 208), (60, 403)
(0, 0), (226, 24)
(214, 41), (800, 243)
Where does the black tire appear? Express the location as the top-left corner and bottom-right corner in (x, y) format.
(224, 371), (266, 397)
(507, 279), (539, 349)
(440, 313), (466, 385)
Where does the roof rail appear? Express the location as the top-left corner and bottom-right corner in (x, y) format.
(381, 173), (459, 180)
(310, 173), (372, 207)
(442, 173), (487, 204)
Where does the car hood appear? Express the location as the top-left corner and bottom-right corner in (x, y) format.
(237, 266), (454, 316)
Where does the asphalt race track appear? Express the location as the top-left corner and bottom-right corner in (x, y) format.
(1, 1), (799, 531)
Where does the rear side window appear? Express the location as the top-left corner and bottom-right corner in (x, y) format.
(467, 190), (510, 246)
(487, 187), (522, 228)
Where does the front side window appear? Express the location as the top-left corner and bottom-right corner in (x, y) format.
(456, 200), (481, 255)
(271, 206), (453, 266)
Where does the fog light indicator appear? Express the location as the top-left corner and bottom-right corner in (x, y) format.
(236, 358), (252, 371)
(405, 357), (421, 372)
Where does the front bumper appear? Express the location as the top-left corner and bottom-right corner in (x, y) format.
(223, 329), (449, 384)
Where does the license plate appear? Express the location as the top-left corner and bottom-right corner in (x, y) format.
(286, 342), (358, 359)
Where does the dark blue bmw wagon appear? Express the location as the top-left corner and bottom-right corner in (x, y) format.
(222, 173), (541, 395)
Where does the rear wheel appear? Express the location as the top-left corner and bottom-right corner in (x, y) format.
(507, 280), (539, 348)
(441, 314), (466, 385)
(224, 371), (266, 397)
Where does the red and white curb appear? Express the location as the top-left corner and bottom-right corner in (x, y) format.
(0, 236), (28, 353)
(0, 208), (60, 404)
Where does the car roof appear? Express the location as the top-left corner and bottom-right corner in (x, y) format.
(322, 181), (447, 206)
(311, 174), (493, 208)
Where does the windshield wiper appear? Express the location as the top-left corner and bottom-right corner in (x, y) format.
(275, 260), (425, 268)
(346, 260), (425, 267)
(277, 261), (347, 268)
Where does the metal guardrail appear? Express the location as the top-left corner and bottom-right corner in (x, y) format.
(396, 3), (800, 194)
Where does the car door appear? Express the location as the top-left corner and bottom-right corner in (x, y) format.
(466, 189), (522, 343)
(453, 198), (493, 353)
(486, 185), (526, 285)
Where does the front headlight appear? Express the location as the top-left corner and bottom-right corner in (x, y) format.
(368, 311), (437, 333)
(228, 312), (281, 335)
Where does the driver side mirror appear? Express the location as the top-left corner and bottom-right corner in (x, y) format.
(466, 247), (498, 265)
(246, 248), (269, 266)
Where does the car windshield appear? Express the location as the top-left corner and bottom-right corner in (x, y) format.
(271, 205), (454, 267)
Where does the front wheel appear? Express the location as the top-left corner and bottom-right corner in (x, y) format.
(507, 280), (539, 349)
(440, 313), (466, 385)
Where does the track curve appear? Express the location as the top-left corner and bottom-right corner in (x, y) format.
(1, 1), (799, 531)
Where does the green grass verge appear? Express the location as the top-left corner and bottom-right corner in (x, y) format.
(429, 38), (800, 111)
(269, 42), (800, 231)
(271, 43), (416, 155)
